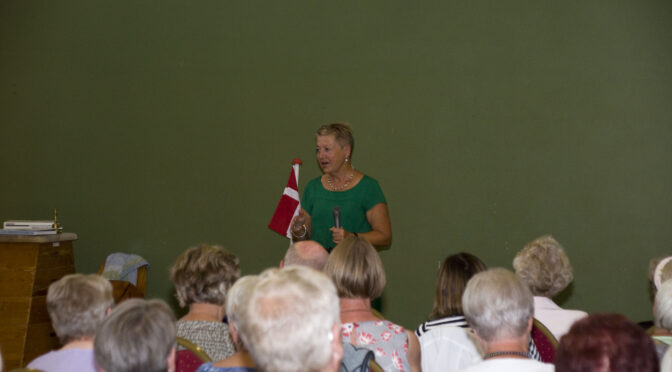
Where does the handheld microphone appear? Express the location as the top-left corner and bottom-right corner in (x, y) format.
(333, 206), (341, 228)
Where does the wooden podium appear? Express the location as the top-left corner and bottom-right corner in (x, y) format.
(0, 233), (77, 369)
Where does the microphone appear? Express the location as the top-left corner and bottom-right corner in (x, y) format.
(333, 206), (341, 228)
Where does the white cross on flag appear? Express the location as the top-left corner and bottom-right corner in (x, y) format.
(268, 158), (302, 239)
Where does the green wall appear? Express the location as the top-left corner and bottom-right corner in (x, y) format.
(2, 1), (671, 328)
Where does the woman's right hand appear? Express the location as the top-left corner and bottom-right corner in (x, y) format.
(291, 209), (311, 240)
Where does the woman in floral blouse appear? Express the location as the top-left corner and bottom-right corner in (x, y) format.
(324, 236), (421, 372)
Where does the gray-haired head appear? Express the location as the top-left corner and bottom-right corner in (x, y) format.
(47, 273), (114, 344)
(94, 298), (176, 372)
(462, 268), (534, 342)
(240, 266), (342, 372)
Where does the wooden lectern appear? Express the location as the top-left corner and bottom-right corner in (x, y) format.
(0, 233), (77, 370)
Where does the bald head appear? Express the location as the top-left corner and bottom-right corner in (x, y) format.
(282, 241), (329, 271)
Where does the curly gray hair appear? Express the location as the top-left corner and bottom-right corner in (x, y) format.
(513, 235), (574, 298)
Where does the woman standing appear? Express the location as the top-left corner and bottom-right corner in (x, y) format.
(291, 123), (392, 251)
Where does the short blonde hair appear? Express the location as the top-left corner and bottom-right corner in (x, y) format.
(513, 235), (573, 298)
(47, 274), (114, 344)
(324, 236), (386, 299)
(170, 244), (240, 307)
(316, 123), (354, 159)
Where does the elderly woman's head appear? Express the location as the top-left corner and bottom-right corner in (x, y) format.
(316, 123), (354, 159)
(431, 252), (487, 319)
(226, 275), (259, 350)
(655, 280), (672, 331)
(555, 313), (658, 372)
(47, 273), (114, 345)
(651, 256), (672, 292)
(94, 299), (177, 372)
(324, 236), (385, 300)
(462, 268), (534, 342)
(513, 235), (573, 298)
(170, 244), (241, 308)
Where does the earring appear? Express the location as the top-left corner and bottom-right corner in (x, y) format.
(345, 157), (349, 163)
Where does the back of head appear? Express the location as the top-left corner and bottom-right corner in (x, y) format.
(555, 313), (658, 372)
(324, 236), (386, 299)
(462, 268), (533, 342)
(513, 234), (573, 298)
(47, 273), (114, 344)
(240, 266), (340, 372)
(283, 241), (329, 271)
(652, 256), (672, 292)
(655, 280), (672, 330)
(170, 243), (240, 307)
(226, 275), (260, 349)
(94, 298), (176, 372)
(432, 252), (487, 319)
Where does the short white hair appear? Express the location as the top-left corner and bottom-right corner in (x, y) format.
(462, 268), (533, 342)
(94, 299), (176, 372)
(226, 275), (259, 343)
(240, 266), (340, 372)
(656, 280), (672, 330)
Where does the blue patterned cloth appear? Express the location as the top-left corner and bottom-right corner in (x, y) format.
(196, 363), (255, 372)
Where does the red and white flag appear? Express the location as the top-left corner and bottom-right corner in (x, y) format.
(268, 158), (302, 239)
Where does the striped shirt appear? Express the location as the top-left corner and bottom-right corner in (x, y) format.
(415, 315), (541, 361)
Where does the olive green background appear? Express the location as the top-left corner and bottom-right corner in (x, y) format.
(2, 1), (671, 329)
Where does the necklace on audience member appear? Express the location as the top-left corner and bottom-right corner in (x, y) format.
(326, 170), (354, 191)
(483, 351), (529, 360)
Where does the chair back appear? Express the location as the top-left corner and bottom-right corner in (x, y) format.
(176, 337), (212, 372)
(531, 318), (559, 363)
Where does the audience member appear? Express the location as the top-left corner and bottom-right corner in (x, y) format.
(652, 256), (672, 293)
(239, 266), (343, 372)
(459, 268), (553, 372)
(653, 280), (672, 360)
(513, 235), (587, 339)
(170, 244), (240, 361)
(94, 298), (177, 372)
(555, 313), (658, 372)
(662, 347), (672, 372)
(197, 276), (259, 372)
(280, 240), (329, 271)
(27, 274), (114, 372)
(324, 236), (421, 372)
(415, 253), (486, 372)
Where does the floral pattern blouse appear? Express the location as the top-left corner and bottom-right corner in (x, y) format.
(341, 320), (411, 372)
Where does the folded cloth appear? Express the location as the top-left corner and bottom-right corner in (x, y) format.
(101, 253), (149, 286)
(340, 342), (375, 372)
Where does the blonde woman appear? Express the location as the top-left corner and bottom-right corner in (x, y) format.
(324, 236), (420, 372)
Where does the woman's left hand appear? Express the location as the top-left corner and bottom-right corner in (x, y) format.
(329, 227), (349, 245)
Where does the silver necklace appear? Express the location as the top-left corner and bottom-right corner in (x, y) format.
(327, 171), (354, 191)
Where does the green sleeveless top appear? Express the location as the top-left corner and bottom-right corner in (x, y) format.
(302, 175), (386, 250)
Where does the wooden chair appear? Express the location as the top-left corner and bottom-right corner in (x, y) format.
(97, 260), (147, 304)
(175, 337), (212, 372)
(531, 318), (559, 363)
